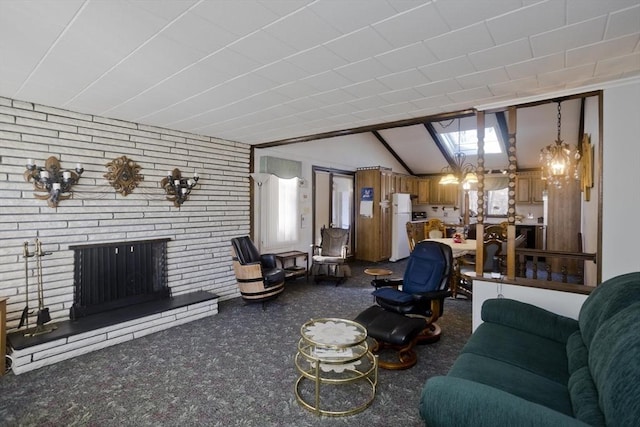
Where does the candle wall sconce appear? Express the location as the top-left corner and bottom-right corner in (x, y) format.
(161, 168), (199, 207)
(24, 156), (84, 208)
(104, 155), (143, 196)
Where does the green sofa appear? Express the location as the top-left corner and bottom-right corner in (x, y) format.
(420, 272), (640, 426)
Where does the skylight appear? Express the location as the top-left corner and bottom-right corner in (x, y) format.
(441, 126), (502, 156)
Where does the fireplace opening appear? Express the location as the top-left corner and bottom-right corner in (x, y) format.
(69, 238), (171, 320)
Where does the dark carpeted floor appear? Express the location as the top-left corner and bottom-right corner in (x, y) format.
(0, 259), (472, 426)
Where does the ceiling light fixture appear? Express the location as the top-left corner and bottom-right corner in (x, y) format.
(540, 101), (581, 189)
(439, 118), (477, 186)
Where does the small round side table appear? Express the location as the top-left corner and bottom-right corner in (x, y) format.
(294, 318), (378, 416)
(364, 268), (392, 281)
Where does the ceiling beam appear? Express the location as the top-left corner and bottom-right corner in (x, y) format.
(424, 122), (457, 172)
(254, 109), (476, 148)
(371, 131), (414, 175)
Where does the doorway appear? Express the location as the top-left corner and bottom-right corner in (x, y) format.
(312, 167), (355, 253)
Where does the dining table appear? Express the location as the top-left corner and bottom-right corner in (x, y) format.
(424, 238), (477, 258)
(424, 238), (477, 299)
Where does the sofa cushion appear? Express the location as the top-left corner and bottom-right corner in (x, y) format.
(448, 353), (574, 416)
(461, 322), (570, 383)
(566, 330), (589, 375)
(568, 366), (605, 426)
(482, 298), (579, 343)
(588, 301), (640, 427)
(579, 272), (640, 347)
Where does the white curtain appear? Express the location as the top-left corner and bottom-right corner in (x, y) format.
(263, 176), (299, 249)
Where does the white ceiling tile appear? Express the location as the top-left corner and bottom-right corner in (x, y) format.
(193, 1), (280, 37)
(456, 67), (511, 90)
(228, 31), (297, 65)
(488, 76), (539, 96)
(375, 42), (438, 73)
(567, 34), (640, 67)
(537, 63), (596, 86)
(410, 95), (452, 111)
(310, 88), (358, 106)
(595, 52), (640, 76)
(300, 71), (353, 92)
(2, 0), (639, 147)
(373, 2), (450, 47)
(377, 69), (430, 91)
(161, 12), (238, 55)
(486, 1), (566, 45)
(254, 61), (308, 85)
(272, 81), (317, 100)
(605, 5), (640, 39)
(263, 6), (342, 50)
(309, 0), (396, 33)
(285, 46), (347, 74)
(530, 16), (608, 57)
(325, 27), (394, 62)
(414, 79), (464, 98)
(334, 58), (392, 83)
(506, 53), (565, 80)
(425, 23), (496, 61)
(418, 56), (476, 82)
(567, 0), (640, 25)
(447, 86), (494, 103)
(347, 95), (386, 111)
(343, 79), (391, 98)
(378, 88), (424, 104)
(468, 38), (532, 71)
(434, 0), (523, 30)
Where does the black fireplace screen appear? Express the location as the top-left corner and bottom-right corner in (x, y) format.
(70, 238), (171, 320)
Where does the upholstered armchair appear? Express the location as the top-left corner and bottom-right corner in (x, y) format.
(230, 236), (285, 305)
(310, 226), (351, 284)
(371, 241), (453, 342)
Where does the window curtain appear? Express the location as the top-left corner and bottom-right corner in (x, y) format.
(263, 176), (299, 249)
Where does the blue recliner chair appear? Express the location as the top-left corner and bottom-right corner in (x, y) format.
(355, 241), (454, 369)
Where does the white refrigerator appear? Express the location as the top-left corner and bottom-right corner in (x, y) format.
(390, 193), (412, 262)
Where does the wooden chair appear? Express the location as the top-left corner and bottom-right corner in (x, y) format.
(310, 226), (351, 284)
(424, 218), (445, 239)
(405, 221), (426, 252)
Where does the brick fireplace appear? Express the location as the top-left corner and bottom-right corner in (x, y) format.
(8, 238), (219, 375)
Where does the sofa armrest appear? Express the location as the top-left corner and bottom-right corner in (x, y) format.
(481, 298), (579, 343)
(420, 376), (589, 427)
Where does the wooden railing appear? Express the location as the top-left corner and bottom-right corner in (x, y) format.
(514, 248), (597, 284)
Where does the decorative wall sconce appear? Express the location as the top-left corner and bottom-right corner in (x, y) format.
(161, 168), (199, 207)
(24, 156), (84, 208)
(104, 155), (143, 196)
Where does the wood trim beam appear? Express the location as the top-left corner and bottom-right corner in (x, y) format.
(254, 109), (476, 148)
(372, 131), (414, 175)
(424, 122), (456, 170)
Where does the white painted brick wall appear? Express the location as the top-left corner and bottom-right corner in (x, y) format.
(0, 96), (247, 330)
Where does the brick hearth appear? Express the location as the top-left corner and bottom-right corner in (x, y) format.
(8, 291), (218, 374)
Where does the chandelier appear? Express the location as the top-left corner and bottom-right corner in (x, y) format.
(439, 118), (477, 186)
(540, 101), (581, 189)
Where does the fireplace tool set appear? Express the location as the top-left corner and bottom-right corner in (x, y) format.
(19, 239), (57, 337)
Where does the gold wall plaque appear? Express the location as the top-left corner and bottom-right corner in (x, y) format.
(104, 156), (143, 196)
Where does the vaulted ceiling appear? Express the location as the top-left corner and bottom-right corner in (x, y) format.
(1, 0), (639, 173)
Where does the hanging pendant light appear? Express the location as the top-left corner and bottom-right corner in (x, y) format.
(540, 101), (581, 189)
(439, 117), (476, 185)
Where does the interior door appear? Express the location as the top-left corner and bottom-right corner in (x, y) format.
(313, 168), (354, 253)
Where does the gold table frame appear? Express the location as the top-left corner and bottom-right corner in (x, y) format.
(294, 318), (378, 416)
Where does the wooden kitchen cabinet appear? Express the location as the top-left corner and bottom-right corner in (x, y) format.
(429, 179), (458, 205)
(516, 171), (545, 204)
(417, 179), (430, 204)
(355, 167), (392, 262)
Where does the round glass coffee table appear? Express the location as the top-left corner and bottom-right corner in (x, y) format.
(294, 318), (378, 416)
